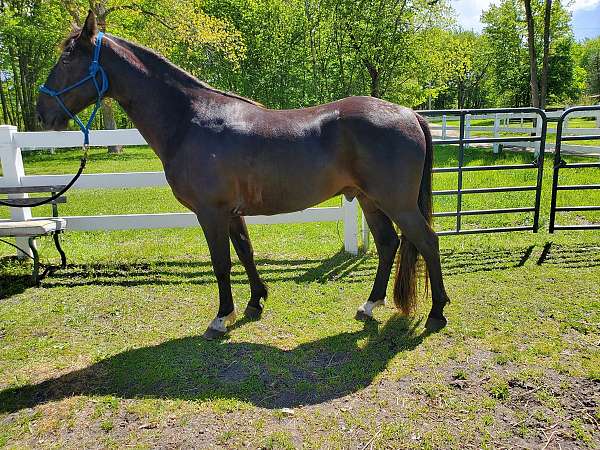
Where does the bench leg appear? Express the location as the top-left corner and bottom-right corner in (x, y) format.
(53, 232), (67, 269)
(29, 237), (40, 286)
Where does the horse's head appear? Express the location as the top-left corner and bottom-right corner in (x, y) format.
(36, 11), (102, 130)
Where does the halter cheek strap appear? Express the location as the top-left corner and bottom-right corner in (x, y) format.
(39, 32), (108, 146)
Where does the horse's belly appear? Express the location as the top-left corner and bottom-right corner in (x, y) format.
(233, 175), (346, 216)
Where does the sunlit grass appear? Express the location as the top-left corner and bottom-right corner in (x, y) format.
(0, 143), (598, 448)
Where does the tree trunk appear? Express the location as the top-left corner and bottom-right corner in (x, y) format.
(8, 45), (24, 129)
(367, 65), (380, 98)
(523, 0), (540, 108)
(0, 76), (11, 124)
(102, 99), (123, 153)
(95, 1), (123, 153)
(304, 0), (319, 101)
(540, 0), (552, 109)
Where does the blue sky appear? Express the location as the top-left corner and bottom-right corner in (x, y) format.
(452, 0), (600, 41)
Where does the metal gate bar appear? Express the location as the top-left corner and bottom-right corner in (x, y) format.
(549, 105), (600, 232)
(421, 108), (547, 235)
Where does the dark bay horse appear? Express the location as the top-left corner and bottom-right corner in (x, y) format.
(36, 11), (450, 339)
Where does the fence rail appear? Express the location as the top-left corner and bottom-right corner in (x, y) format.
(428, 108), (600, 156)
(0, 125), (360, 256)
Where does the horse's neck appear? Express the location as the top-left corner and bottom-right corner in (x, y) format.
(103, 37), (200, 162)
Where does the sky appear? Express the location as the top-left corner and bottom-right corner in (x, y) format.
(452, 0), (600, 41)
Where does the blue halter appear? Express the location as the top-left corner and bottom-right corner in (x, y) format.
(39, 32), (108, 146)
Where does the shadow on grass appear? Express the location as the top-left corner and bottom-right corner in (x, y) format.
(536, 242), (600, 268)
(0, 257), (31, 299)
(35, 246), (536, 290)
(0, 316), (432, 412)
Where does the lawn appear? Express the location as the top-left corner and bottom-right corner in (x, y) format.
(0, 143), (599, 448)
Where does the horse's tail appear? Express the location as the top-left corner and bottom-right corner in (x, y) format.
(393, 113), (433, 315)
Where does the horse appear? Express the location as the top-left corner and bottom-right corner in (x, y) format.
(36, 11), (450, 339)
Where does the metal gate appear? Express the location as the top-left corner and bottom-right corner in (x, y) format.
(420, 108), (547, 235)
(549, 105), (600, 232)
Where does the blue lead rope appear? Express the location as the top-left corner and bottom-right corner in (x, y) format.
(39, 32), (109, 146)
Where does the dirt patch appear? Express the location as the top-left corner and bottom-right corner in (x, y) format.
(8, 352), (597, 449)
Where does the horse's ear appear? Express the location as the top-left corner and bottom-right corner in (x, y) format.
(80, 10), (97, 40)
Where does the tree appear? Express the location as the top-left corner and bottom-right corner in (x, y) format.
(523, 0), (540, 107)
(540, 0), (552, 107)
(580, 37), (600, 98)
(436, 31), (491, 109)
(482, 0), (530, 107)
(482, 0), (580, 108)
(324, 0), (452, 101)
(0, 1), (70, 130)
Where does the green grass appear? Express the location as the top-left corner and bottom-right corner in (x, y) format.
(0, 144), (599, 448)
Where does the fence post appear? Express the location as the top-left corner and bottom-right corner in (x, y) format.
(0, 125), (32, 258)
(493, 113), (500, 153)
(442, 115), (447, 140)
(534, 115), (543, 157)
(342, 197), (359, 255)
(465, 114), (471, 148)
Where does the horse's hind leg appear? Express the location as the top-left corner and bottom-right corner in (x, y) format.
(355, 196), (399, 320)
(230, 216), (268, 319)
(389, 208), (450, 330)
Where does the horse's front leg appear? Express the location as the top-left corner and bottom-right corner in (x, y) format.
(197, 209), (236, 339)
(229, 216), (268, 319)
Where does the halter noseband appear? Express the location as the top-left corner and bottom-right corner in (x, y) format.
(39, 32), (108, 146)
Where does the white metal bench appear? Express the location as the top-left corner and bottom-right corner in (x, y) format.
(0, 185), (68, 284)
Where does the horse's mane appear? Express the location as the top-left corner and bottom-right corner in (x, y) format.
(62, 28), (263, 107)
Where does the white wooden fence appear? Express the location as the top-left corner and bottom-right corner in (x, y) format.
(0, 125), (360, 256)
(429, 109), (600, 156)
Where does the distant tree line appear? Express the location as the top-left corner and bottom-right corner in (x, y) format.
(1, 0), (599, 136)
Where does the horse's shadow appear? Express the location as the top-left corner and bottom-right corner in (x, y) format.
(0, 316), (429, 413)
(0, 245), (541, 412)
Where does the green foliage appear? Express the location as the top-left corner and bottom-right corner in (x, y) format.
(481, 0), (585, 108)
(0, 0), (594, 129)
(0, 1), (71, 129)
(579, 37), (600, 99)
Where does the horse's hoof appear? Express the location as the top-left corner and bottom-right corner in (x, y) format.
(203, 310), (236, 340)
(244, 304), (263, 320)
(425, 315), (447, 332)
(203, 327), (227, 340)
(355, 299), (385, 321)
(355, 310), (374, 321)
